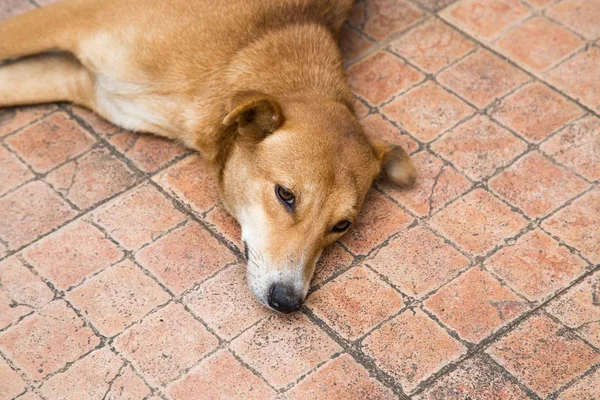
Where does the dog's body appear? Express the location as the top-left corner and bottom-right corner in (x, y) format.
(0, 0), (415, 312)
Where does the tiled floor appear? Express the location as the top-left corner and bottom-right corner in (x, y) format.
(1, 0), (599, 399)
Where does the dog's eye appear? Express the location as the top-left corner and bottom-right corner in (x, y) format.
(332, 220), (352, 233)
(275, 185), (295, 210)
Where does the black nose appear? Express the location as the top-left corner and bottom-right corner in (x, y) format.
(268, 285), (302, 314)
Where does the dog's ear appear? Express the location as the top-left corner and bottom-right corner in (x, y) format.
(371, 139), (417, 187)
(223, 91), (284, 139)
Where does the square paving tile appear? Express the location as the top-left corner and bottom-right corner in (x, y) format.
(496, 17), (583, 72)
(348, 0), (423, 40)
(546, 271), (600, 348)
(382, 81), (475, 143)
(347, 51), (424, 106)
(487, 313), (600, 397)
(340, 190), (413, 256)
(0, 145), (33, 197)
(67, 260), (171, 337)
(545, 47), (600, 112)
(113, 303), (219, 387)
(413, 354), (529, 400)
(486, 229), (588, 303)
(489, 82), (583, 143)
(311, 243), (355, 288)
(153, 155), (220, 214)
(437, 50), (529, 108)
(202, 203), (243, 251)
(45, 146), (138, 210)
(558, 368), (600, 400)
(0, 257), (54, 330)
(167, 350), (276, 400)
(360, 113), (419, 155)
(0, 300), (100, 380)
(440, 0), (530, 41)
(389, 19), (475, 74)
(361, 308), (466, 393)
(0, 181), (77, 249)
(0, 105), (56, 137)
(183, 263), (269, 340)
(338, 25), (374, 63)
(230, 313), (341, 390)
(135, 221), (236, 295)
(5, 112), (96, 174)
(285, 353), (395, 399)
(22, 219), (124, 291)
(546, 0), (600, 41)
(431, 115), (528, 181)
(307, 266), (404, 340)
(429, 189), (528, 256)
(489, 152), (589, 218)
(91, 183), (185, 251)
(378, 151), (472, 217)
(0, 0), (34, 20)
(0, 356), (26, 399)
(542, 189), (600, 263)
(366, 225), (470, 298)
(424, 267), (530, 343)
(541, 115), (600, 182)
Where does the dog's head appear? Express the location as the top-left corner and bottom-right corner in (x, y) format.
(220, 91), (415, 313)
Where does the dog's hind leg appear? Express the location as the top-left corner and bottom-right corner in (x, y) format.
(0, 53), (95, 108)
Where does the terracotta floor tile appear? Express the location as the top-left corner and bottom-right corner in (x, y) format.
(486, 229), (587, 303)
(413, 354), (529, 400)
(91, 183), (185, 251)
(22, 219), (123, 291)
(339, 25), (374, 63)
(487, 313), (600, 397)
(437, 50), (529, 108)
(341, 190), (413, 256)
(0, 356), (26, 399)
(440, 0), (530, 41)
(0, 106), (56, 137)
(106, 130), (188, 173)
(0, 0), (34, 21)
(347, 51), (424, 106)
(0, 145), (33, 197)
(45, 146), (138, 210)
(311, 243), (355, 287)
(285, 353), (395, 399)
(497, 17), (583, 72)
(489, 152), (589, 218)
(489, 82), (583, 143)
(366, 225), (470, 298)
(0, 256), (54, 330)
(71, 107), (121, 138)
(389, 19), (475, 74)
(67, 260), (170, 337)
(430, 189), (528, 255)
(425, 267), (530, 343)
(558, 368), (600, 400)
(545, 47), (600, 112)
(360, 113), (419, 155)
(382, 81), (475, 143)
(113, 303), (218, 387)
(0, 300), (100, 380)
(362, 308), (466, 393)
(153, 155), (220, 214)
(541, 115), (600, 182)
(378, 151), (472, 217)
(546, 272), (600, 348)
(183, 264), (269, 340)
(39, 348), (151, 400)
(348, 0), (423, 40)
(546, 0), (600, 40)
(168, 350), (275, 400)
(411, 0), (457, 12)
(0, 181), (77, 249)
(431, 115), (528, 181)
(525, 0), (553, 7)
(308, 266), (404, 340)
(5, 112), (96, 174)
(353, 97), (372, 119)
(135, 221), (236, 295)
(542, 189), (600, 263)
(230, 313), (341, 389)
(203, 203), (242, 251)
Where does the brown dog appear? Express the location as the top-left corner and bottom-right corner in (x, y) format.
(0, 0), (415, 313)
